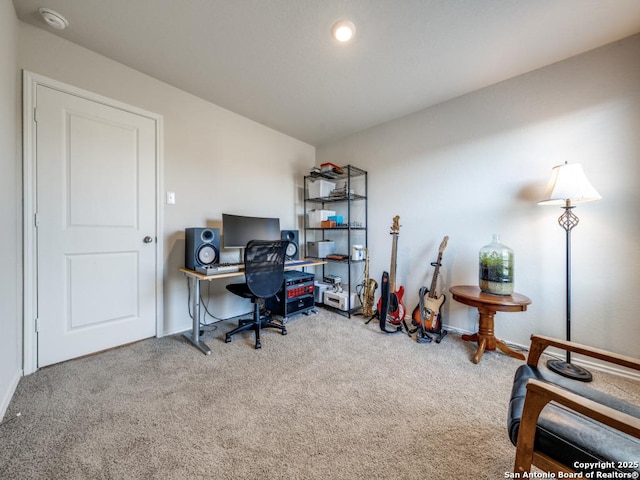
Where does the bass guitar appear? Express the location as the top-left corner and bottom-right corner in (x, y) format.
(377, 215), (405, 326)
(411, 236), (449, 343)
(377, 271), (401, 333)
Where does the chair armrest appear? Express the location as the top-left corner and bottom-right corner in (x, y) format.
(527, 335), (640, 371)
(514, 378), (640, 474)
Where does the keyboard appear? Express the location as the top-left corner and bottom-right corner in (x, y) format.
(285, 259), (310, 267)
(197, 260), (310, 275)
(196, 263), (244, 275)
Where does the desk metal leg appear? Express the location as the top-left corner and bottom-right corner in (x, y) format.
(182, 275), (212, 355)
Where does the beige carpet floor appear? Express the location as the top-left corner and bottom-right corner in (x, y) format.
(1, 309), (638, 479)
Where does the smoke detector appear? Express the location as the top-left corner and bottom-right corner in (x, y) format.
(39, 8), (69, 30)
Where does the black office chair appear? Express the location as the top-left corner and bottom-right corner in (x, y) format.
(225, 239), (289, 349)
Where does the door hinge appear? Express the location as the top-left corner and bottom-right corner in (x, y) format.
(35, 318), (39, 333)
(34, 108), (39, 123)
(34, 212), (40, 227)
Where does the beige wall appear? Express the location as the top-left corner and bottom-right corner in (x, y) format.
(17, 22), (316, 336)
(0, 0), (21, 417)
(318, 34), (640, 361)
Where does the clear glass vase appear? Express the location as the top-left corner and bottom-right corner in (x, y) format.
(479, 234), (514, 295)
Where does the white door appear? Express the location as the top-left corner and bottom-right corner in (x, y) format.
(36, 85), (157, 367)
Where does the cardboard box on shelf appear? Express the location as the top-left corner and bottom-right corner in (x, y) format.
(307, 209), (336, 228)
(307, 240), (335, 258)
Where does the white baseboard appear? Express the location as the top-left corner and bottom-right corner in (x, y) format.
(162, 328), (182, 337)
(0, 370), (23, 420)
(442, 324), (640, 381)
(539, 349), (640, 381)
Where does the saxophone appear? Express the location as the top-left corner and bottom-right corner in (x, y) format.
(361, 247), (378, 317)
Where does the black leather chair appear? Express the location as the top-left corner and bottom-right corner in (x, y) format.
(508, 335), (640, 477)
(225, 239), (288, 349)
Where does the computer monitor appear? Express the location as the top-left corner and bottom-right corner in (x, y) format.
(221, 213), (281, 249)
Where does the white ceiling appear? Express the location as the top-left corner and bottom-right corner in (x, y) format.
(13, 0), (640, 146)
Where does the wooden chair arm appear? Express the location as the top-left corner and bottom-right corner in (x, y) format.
(527, 335), (640, 371)
(514, 378), (640, 474)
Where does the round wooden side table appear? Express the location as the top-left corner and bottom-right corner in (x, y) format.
(449, 285), (531, 364)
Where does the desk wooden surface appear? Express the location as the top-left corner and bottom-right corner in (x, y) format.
(179, 267), (243, 281)
(179, 258), (327, 281)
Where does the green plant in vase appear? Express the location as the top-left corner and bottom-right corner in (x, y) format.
(479, 234), (514, 295)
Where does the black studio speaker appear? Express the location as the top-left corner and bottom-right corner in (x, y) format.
(185, 227), (220, 270)
(281, 230), (300, 260)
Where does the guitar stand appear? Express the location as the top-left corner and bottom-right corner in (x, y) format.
(369, 271), (402, 334)
(402, 318), (418, 338)
(416, 328), (433, 344)
(410, 321), (448, 344)
(406, 316), (449, 344)
(404, 317), (433, 343)
(381, 318), (403, 334)
(417, 316), (447, 343)
(432, 326), (448, 344)
(365, 311), (403, 333)
(366, 311), (403, 333)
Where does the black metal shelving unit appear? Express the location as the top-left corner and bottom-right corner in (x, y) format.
(303, 165), (367, 317)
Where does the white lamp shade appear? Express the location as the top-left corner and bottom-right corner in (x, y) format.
(538, 163), (601, 205)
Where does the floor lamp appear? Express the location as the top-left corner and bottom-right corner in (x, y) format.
(538, 162), (601, 382)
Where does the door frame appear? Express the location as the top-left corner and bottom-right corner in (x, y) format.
(22, 71), (164, 375)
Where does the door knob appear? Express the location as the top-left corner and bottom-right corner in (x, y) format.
(143, 236), (154, 243)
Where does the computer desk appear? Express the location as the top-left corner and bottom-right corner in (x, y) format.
(179, 258), (326, 355)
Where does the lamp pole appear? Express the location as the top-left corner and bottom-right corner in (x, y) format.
(565, 213), (572, 364)
(546, 200), (593, 382)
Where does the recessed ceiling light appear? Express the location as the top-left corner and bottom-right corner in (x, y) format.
(39, 8), (69, 30)
(332, 20), (356, 43)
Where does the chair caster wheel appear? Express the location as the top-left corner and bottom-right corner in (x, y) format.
(225, 336), (232, 343)
(255, 342), (262, 349)
(282, 330), (287, 336)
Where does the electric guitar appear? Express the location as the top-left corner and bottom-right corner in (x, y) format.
(411, 236), (448, 337)
(377, 271), (394, 333)
(377, 216), (405, 325)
